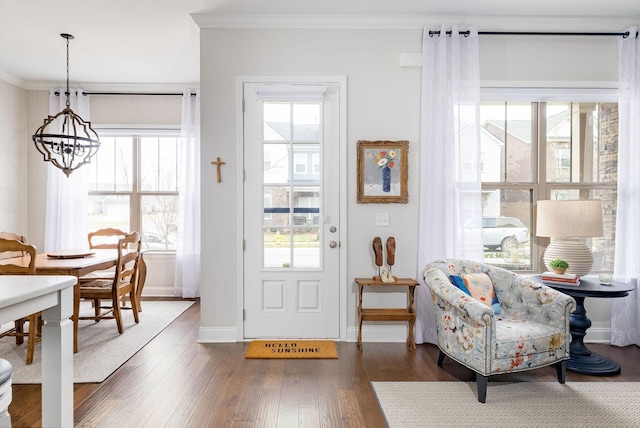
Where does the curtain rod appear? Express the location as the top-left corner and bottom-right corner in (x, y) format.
(86, 92), (196, 96)
(429, 30), (636, 38)
(53, 91), (196, 96)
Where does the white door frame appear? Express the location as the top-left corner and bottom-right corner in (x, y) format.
(235, 75), (348, 342)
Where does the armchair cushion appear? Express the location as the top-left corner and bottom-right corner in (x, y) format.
(494, 317), (566, 360)
(450, 272), (501, 314)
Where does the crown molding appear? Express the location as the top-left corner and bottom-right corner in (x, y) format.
(0, 70), (25, 89)
(191, 14), (639, 31)
(20, 81), (198, 93)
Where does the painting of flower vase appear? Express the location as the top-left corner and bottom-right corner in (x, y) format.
(357, 140), (409, 204)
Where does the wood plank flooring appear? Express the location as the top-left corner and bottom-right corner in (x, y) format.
(8, 299), (640, 427)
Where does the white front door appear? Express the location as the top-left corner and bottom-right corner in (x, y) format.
(243, 81), (342, 339)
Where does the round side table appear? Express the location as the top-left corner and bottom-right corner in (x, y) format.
(531, 275), (634, 375)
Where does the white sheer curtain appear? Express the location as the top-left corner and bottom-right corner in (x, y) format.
(173, 90), (201, 298)
(415, 25), (484, 344)
(611, 27), (640, 347)
(44, 89), (90, 252)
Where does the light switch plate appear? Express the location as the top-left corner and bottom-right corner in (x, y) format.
(376, 212), (390, 227)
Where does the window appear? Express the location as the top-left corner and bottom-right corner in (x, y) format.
(481, 100), (617, 273)
(294, 153), (307, 174)
(262, 100), (322, 269)
(86, 131), (180, 251)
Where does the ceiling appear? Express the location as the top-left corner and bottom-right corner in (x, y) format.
(1, 0), (639, 90)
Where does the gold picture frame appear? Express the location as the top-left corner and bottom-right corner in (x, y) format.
(357, 140), (408, 204)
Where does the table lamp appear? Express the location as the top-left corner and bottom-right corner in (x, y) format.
(536, 199), (603, 276)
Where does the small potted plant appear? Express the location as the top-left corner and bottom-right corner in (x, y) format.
(549, 259), (569, 275)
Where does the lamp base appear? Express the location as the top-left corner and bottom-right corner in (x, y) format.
(543, 240), (594, 277)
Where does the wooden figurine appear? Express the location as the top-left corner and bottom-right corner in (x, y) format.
(380, 237), (395, 282)
(372, 237), (383, 279)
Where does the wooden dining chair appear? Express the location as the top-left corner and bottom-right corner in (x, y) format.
(84, 228), (129, 280)
(0, 232), (27, 258)
(78, 231), (141, 333)
(87, 227), (128, 249)
(0, 237), (42, 365)
(82, 227), (132, 308)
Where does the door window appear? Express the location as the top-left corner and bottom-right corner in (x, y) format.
(262, 101), (322, 269)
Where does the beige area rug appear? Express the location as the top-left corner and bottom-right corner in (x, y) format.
(372, 381), (640, 428)
(1, 299), (194, 384)
(245, 340), (338, 359)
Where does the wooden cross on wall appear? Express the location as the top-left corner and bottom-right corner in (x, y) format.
(211, 157), (226, 183)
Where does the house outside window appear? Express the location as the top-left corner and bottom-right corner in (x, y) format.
(86, 131), (180, 251)
(480, 99), (617, 273)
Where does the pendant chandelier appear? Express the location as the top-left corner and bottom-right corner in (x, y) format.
(32, 33), (100, 177)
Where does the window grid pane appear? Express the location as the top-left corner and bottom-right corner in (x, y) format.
(88, 131), (179, 252)
(481, 101), (617, 273)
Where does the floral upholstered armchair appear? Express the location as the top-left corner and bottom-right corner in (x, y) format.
(423, 259), (575, 403)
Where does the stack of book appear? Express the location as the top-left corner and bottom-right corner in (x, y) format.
(541, 272), (580, 286)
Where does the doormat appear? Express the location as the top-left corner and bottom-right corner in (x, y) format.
(245, 340), (338, 359)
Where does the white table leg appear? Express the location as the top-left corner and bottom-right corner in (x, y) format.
(41, 286), (74, 428)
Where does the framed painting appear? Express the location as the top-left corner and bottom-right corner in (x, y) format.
(357, 140), (408, 204)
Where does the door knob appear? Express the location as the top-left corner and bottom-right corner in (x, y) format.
(329, 241), (338, 248)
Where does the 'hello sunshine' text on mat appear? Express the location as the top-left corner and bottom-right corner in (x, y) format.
(245, 340), (338, 359)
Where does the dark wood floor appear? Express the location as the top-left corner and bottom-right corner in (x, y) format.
(8, 299), (640, 427)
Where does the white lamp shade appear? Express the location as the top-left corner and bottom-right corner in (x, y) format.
(536, 199), (604, 238)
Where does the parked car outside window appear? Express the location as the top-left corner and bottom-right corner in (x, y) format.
(143, 231), (174, 250)
(482, 217), (529, 251)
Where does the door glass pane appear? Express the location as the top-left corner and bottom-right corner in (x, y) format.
(293, 102), (321, 141)
(264, 102), (291, 141)
(292, 144), (320, 181)
(263, 144), (289, 184)
(140, 195), (178, 250)
(264, 228), (291, 268)
(482, 188), (533, 270)
(264, 186), (290, 226)
(480, 102), (532, 182)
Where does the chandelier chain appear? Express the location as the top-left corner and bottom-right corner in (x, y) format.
(65, 35), (70, 108)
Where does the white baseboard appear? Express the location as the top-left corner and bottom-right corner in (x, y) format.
(140, 285), (175, 297)
(584, 327), (611, 344)
(346, 324), (410, 343)
(198, 326), (238, 343)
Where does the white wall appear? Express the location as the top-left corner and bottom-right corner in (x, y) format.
(198, 24), (625, 343)
(480, 35), (617, 83)
(0, 80), (28, 237)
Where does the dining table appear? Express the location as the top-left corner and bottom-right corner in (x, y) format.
(0, 274), (76, 427)
(0, 249), (147, 353)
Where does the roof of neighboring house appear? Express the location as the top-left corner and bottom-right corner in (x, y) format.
(483, 109), (570, 143)
(265, 122), (320, 141)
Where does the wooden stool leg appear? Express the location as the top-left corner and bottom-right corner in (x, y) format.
(407, 316), (416, 350)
